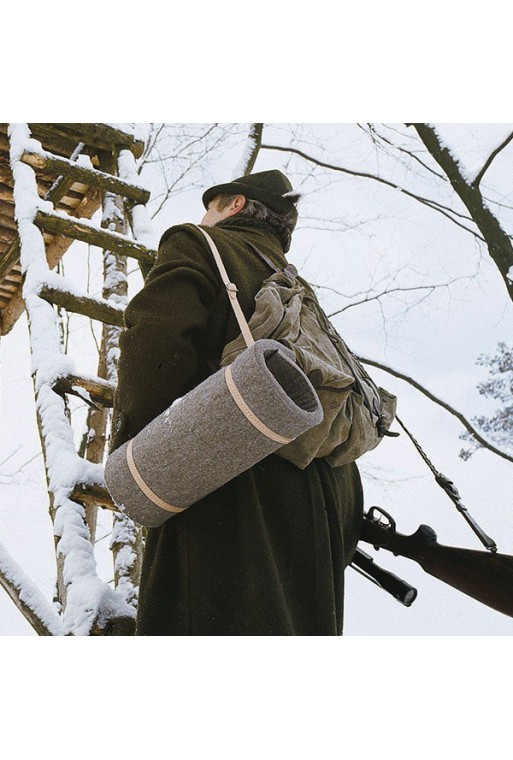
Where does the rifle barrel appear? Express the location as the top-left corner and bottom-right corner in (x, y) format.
(351, 548), (417, 607)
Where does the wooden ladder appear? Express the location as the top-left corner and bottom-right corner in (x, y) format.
(7, 123), (156, 635)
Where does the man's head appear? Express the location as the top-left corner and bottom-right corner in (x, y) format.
(201, 194), (247, 227)
(201, 169), (300, 251)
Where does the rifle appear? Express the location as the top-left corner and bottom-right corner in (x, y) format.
(351, 548), (418, 607)
(359, 507), (513, 619)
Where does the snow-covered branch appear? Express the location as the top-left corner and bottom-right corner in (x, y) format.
(0, 538), (63, 636)
(411, 123), (513, 304)
(233, 123), (264, 176)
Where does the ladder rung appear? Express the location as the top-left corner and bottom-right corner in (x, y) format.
(39, 283), (125, 326)
(53, 373), (115, 407)
(34, 209), (156, 264)
(21, 150), (151, 205)
(72, 482), (119, 512)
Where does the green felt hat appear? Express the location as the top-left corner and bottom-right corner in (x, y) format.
(202, 169), (299, 223)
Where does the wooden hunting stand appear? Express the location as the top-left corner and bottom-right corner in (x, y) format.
(0, 123), (156, 635)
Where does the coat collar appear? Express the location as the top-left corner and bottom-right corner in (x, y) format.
(214, 217), (289, 264)
(215, 216), (282, 247)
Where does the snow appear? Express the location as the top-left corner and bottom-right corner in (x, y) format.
(39, 267), (124, 322)
(434, 123), (513, 184)
(102, 192), (125, 229)
(74, 153), (94, 170)
(0, 537), (63, 635)
(9, 125), (77, 388)
(232, 130), (259, 177)
(105, 123), (145, 142)
(110, 515), (140, 610)
(62, 574), (135, 636)
(104, 250), (128, 293)
(7, 123), (137, 635)
(117, 149), (157, 248)
(508, 266), (513, 283)
(99, 190), (142, 613)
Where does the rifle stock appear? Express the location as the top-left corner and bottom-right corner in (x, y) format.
(360, 507), (513, 619)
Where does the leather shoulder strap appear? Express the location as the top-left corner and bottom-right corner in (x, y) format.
(191, 224), (255, 348)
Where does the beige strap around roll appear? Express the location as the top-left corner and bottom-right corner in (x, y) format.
(126, 438), (186, 514)
(193, 224), (255, 348)
(224, 364), (293, 445)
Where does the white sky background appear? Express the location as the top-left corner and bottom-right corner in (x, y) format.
(1, 123), (512, 637)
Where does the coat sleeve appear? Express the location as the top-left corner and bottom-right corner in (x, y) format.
(110, 224), (220, 451)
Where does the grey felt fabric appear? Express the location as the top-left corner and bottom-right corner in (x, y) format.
(105, 339), (322, 527)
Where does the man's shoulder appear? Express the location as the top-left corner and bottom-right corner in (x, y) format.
(159, 221), (261, 247)
(142, 223), (221, 294)
(158, 222), (209, 249)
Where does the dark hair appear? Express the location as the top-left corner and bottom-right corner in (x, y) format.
(216, 194), (298, 252)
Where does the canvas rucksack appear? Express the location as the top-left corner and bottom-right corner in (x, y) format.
(196, 225), (398, 470)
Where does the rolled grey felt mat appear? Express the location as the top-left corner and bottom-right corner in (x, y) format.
(105, 339), (323, 527)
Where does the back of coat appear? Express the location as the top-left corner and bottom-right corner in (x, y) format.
(111, 217), (364, 636)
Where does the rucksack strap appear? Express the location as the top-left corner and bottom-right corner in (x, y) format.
(192, 224), (255, 349)
(246, 242), (281, 273)
(246, 241), (298, 280)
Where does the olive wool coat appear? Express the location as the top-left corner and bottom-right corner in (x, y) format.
(110, 217), (364, 636)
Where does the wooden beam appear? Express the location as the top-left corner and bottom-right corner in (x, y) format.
(0, 165), (12, 184)
(27, 126), (86, 159)
(72, 483), (119, 512)
(29, 123), (145, 159)
(21, 150), (150, 205)
(1, 186), (105, 336)
(0, 198), (14, 214)
(0, 240), (20, 282)
(34, 210), (156, 264)
(0, 212), (17, 231)
(53, 373), (115, 408)
(39, 284), (125, 326)
(0, 182), (13, 200)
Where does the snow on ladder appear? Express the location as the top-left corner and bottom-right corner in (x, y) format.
(6, 123), (157, 635)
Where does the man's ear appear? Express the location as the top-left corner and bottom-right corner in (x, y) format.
(229, 194), (247, 216)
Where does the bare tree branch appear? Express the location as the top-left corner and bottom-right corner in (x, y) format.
(473, 131), (513, 188)
(357, 355), (513, 464)
(359, 123), (448, 182)
(261, 142), (485, 242)
(325, 280), (467, 316)
(0, 446), (21, 469)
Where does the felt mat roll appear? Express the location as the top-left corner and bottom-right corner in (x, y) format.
(105, 339), (323, 527)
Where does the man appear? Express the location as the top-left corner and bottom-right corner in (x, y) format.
(110, 169), (364, 635)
